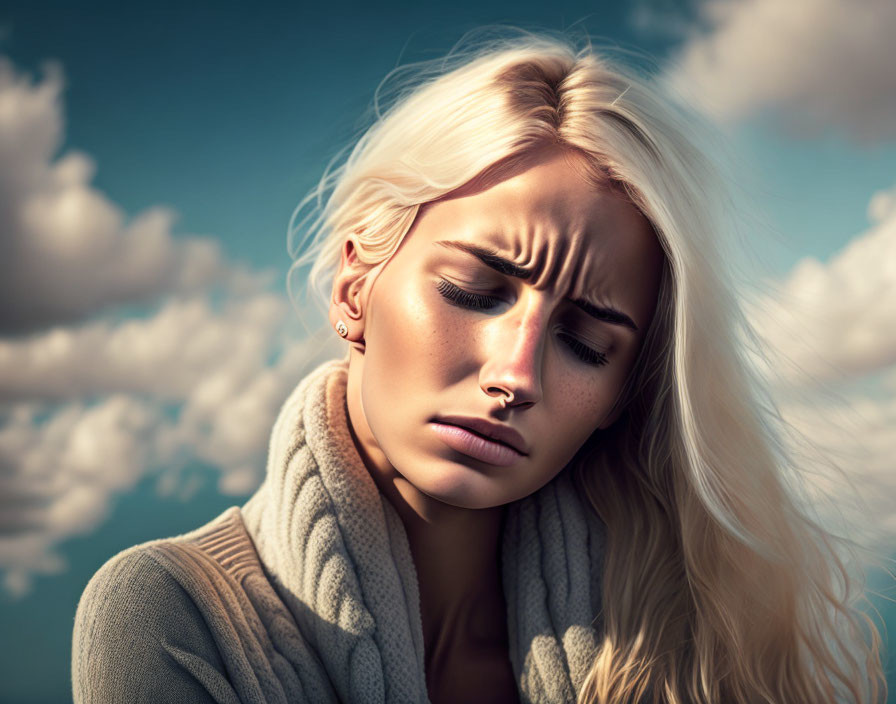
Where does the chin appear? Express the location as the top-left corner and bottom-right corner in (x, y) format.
(431, 492), (502, 511)
(409, 465), (506, 510)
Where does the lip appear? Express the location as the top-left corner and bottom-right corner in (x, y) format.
(432, 415), (529, 456)
(429, 423), (525, 466)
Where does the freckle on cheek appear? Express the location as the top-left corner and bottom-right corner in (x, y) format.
(566, 385), (607, 423)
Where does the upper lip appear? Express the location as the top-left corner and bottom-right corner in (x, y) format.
(433, 415), (529, 455)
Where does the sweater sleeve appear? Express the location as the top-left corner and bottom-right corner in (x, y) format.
(72, 548), (242, 704)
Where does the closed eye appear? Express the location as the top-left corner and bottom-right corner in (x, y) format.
(435, 278), (501, 310)
(435, 279), (609, 367)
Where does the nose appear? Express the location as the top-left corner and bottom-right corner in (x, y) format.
(479, 296), (547, 410)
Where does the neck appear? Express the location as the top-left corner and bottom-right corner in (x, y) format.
(343, 357), (509, 655)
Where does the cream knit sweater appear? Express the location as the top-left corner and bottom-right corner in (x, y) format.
(72, 358), (608, 703)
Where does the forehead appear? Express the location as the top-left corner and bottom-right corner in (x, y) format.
(404, 149), (663, 326)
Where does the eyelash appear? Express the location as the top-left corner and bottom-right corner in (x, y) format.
(435, 279), (609, 367)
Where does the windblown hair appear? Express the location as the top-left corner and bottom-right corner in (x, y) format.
(288, 28), (887, 703)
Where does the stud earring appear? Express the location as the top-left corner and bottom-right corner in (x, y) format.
(335, 320), (348, 338)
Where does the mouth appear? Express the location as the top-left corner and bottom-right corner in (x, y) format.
(433, 415), (528, 454)
(428, 415), (529, 467)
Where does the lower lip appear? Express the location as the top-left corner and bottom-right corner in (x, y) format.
(429, 422), (525, 466)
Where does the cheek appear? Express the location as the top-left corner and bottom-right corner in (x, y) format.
(384, 278), (471, 373)
(366, 275), (431, 369)
(547, 362), (630, 444)
(361, 274), (460, 417)
(553, 379), (605, 438)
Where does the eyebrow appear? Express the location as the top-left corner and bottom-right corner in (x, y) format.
(434, 240), (639, 331)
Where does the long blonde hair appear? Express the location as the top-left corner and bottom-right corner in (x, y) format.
(288, 28), (887, 703)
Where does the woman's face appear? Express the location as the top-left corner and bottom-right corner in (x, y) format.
(336, 146), (664, 510)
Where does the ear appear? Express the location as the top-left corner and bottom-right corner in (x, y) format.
(329, 235), (377, 351)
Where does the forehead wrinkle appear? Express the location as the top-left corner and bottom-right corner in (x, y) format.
(522, 225), (594, 303)
(438, 227), (614, 310)
(513, 237), (612, 324)
(497, 225), (560, 295)
(571, 232), (603, 303)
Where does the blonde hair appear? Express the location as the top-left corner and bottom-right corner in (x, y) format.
(288, 28), (887, 703)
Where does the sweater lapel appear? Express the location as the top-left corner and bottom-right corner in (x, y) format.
(503, 470), (607, 700)
(241, 359), (429, 703)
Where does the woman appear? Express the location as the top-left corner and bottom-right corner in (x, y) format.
(72, 30), (887, 703)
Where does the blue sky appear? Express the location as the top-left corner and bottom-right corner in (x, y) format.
(1, 1), (895, 701)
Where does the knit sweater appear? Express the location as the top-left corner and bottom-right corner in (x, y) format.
(72, 358), (608, 703)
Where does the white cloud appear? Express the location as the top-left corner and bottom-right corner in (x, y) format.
(0, 293), (293, 401)
(747, 183), (896, 385)
(867, 183), (896, 225)
(771, 392), (896, 560)
(747, 183), (896, 550)
(0, 53), (346, 599)
(0, 396), (158, 597)
(0, 57), (253, 334)
(0, 302), (342, 598)
(663, 0), (896, 141)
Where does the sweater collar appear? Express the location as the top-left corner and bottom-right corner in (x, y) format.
(240, 358), (606, 703)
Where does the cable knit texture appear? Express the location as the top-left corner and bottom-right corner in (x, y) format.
(72, 358), (608, 703)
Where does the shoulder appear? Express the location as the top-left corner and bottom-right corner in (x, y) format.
(74, 545), (202, 644)
(72, 544), (238, 703)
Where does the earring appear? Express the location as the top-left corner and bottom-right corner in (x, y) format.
(335, 320), (349, 338)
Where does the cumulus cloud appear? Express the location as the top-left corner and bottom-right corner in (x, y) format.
(748, 183), (896, 385)
(778, 392), (896, 546)
(0, 57), (254, 334)
(0, 396), (159, 595)
(0, 53), (345, 599)
(0, 299), (342, 598)
(747, 183), (896, 550)
(663, 0), (896, 141)
(0, 293), (293, 402)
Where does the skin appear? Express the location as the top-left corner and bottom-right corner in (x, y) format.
(329, 144), (664, 703)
